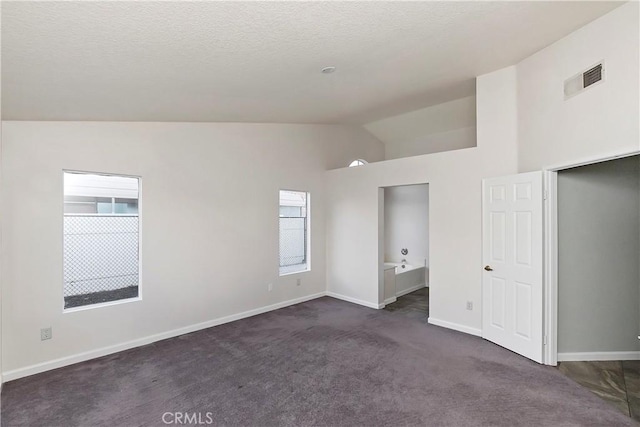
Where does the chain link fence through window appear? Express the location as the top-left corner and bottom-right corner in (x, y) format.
(63, 215), (139, 308)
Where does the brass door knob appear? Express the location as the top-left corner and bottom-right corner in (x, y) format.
(484, 265), (493, 271)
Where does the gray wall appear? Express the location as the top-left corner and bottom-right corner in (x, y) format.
(558, 156), (640, 353)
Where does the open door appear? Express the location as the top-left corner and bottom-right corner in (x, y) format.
(482, 171), (543, 363)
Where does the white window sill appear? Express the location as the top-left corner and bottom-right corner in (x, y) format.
(279, 268), (311, 277)
(63, 296), (142, 314)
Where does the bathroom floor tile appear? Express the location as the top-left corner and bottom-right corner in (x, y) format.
(628, 396), (640, 422)
(558, 360), (640, 420)
(623, 361), (640, 399)
(384, 287), (429, 321)
(558, 361), (628, 415)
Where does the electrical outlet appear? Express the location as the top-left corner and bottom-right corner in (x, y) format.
(466, 301), (473, 311)
(296, 279), (301, 286)
(41, 327), (52, 341)
(268, 283), (273, 292)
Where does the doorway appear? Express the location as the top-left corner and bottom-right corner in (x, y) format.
(556, 155), (640, 362)
(545, 151), (640, 366)
(379, 184), (429, 321)
(552, 154), (640, 422)
(478, 155), (639, 368)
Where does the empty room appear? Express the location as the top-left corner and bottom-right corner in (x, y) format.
(0, 1), (639, 426)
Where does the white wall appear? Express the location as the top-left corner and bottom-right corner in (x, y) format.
(0, 121), (383, 377)
(558, 156), (639, 353)
(383, 184), (429, 268)
(383, 127), (477, 163)
(326, 67), (518, 332)
(516, 1), (640, 358)
(364, 96), (476, 161)
(2, 0), (637, 378)
(326, 2), (639, 343)
(517, 1), (640, 172)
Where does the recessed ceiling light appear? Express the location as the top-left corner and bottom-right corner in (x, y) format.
(321, 66), (336, 74)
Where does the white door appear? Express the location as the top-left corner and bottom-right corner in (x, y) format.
(482, 171), (543, 363)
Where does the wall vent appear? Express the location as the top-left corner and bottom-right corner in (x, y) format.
(564, 61), (604, 99)
(583, 64), (603, 88)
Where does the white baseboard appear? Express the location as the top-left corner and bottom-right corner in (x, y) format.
(326, 291), (382, 309)
(384, 297), (397, 305)
(427, 317), (482, 337)
(2, 292), (327, 382)
(557, 351), (640, 362)
(396, 283), (426, 298)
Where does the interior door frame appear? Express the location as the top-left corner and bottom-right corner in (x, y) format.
(377, 182), (430, 309)
(542, 149), (640, 366)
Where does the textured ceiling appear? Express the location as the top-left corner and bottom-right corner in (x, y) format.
(1, 1), (623, 124)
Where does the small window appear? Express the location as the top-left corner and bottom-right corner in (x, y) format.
(63, 171), (140, 310)
(349, 159), (368, 167)
(279, 190), (310, 275)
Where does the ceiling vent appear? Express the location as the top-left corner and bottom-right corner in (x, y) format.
(564, 61), (604, 99)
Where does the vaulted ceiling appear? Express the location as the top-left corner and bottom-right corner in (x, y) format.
(1, 1), (623, 124)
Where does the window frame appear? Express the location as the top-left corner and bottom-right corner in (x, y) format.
(278, 189), (311, 276)
(62, 169), (143, 313)
(349, 159), (368, 167)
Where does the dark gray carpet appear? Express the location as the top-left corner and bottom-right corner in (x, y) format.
(1, 297), (636, 426)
